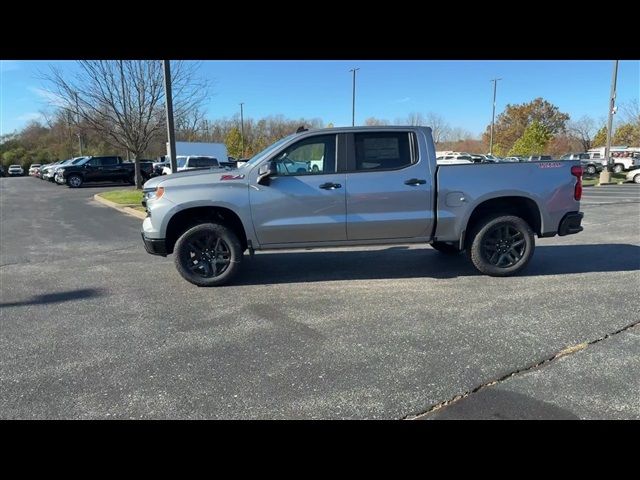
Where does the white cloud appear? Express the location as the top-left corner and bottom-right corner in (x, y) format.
(28, 86), (67, 107)
(394, 97), (411, 104)
(17, 112), (45, 122)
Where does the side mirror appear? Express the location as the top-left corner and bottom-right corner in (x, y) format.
(257, 161), (277, 185)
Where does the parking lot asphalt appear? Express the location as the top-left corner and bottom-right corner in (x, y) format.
(1, 176), (639, 419)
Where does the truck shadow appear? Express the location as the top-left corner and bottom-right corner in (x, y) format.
(0, 288), (105, 308)
(233, 243), (640, 285)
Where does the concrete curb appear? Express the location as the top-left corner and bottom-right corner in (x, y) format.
(93, 194), (146, 220)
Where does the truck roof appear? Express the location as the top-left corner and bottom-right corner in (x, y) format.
(295, 125), (433, 134)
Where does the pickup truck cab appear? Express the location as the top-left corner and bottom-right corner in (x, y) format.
(141, 126), (584, 286)
(60, 155), (153, 187)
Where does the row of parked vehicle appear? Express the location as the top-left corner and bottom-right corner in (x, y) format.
(26, 156), (156, 187)
(435, 151), (640, 176)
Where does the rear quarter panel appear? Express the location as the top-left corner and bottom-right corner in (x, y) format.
(435, 161), (580, 241)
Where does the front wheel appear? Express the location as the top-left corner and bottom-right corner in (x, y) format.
(467, 215), (535, 276)
(585, 165), (596, 175)
(634, 174), (640, 184)
(173, 223), (243, 287)
(612, 164), (624, 174)
(431, 241), (462, 255)
(66, 174), (83, 188)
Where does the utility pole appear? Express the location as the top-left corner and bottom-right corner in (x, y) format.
(489, 78), (502, 155)
(163, 60), (178, 174)
(599, 60), (619, 185)
(74, 91), (83, 156)
(350, 67), (359, 126)
(239, 102), (245, 159)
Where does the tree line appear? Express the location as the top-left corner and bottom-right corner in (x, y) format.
(2, 59), (639, 187)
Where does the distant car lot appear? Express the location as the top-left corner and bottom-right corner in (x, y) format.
(0, 176), (638, 419)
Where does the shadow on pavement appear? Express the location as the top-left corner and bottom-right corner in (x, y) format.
(231, 244), (640, 286)
(421, 388), (579, 420)
(0, 288), (105, 308)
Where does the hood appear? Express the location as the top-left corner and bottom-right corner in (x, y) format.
(142, 167), (239, 190)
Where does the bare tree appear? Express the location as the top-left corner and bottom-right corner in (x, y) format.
(425, 112), (450, 144)
(364, 117), (389, 126)
(568, 115), (597, 151)
(41, 60), (210, 188)
(620, 99), (640, 126)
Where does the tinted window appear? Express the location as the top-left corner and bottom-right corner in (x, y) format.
(272, 134), (336, 176)
(190, 157), (219, 168)
(354, 132), (412, 171)
(97, 157), (118, 166)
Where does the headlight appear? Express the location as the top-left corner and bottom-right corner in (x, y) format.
(143, 186), (164, 201)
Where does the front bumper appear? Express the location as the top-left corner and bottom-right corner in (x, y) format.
(141, 233), (168, 256)
(558, 211), (584, 236)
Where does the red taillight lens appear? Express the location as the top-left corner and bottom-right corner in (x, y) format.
(571, 165), (583, 201)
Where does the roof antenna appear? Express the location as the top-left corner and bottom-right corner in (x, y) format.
(296, 125), (307, 133)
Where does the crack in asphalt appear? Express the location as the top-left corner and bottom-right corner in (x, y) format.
(404, 320), (640, 420)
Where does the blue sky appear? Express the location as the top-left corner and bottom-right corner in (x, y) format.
(1, 60), (638, 137)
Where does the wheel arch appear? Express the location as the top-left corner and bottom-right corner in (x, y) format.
(165, 206), (248, 255)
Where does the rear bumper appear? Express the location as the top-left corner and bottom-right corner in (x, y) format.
(558, 211), (584, 236)
(141, 233), (168, 256)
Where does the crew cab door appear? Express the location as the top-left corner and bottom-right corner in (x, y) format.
(100, 156), (122, 180)
(345, 131), (433, 240)
(249, 134), (346, 245)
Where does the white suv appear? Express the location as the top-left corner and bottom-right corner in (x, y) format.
(8, 165), (24, 176)
(162, 156), (220, 175)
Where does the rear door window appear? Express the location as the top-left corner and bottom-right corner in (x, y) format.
(354, 132), (413, 171)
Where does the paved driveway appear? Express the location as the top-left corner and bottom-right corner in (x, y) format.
(1, 177), (638, 419)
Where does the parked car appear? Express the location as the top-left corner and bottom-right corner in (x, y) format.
(502, 156), (521, 163)
(47, 157), (87, 183)
(436, 154), (474, 165)
(526, 155), (553, 162)
(8, 165), (24, 176)
(28, 164), (41, 175)
(141, 126), (584, 287)
(626, 167), (640, 184)
(559, 153), (603, 175)
(161, 156), (220, 175)
(0, 165), (5, 177)
(58, 156), (154, 188)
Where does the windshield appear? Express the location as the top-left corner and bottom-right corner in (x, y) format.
(76, 157), (92, 166)
(177, 157), (188, 168)
(238, 134), (297, 169)
(71, 157), (87, 164)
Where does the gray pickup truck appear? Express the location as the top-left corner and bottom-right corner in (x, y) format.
(141, 126), (584, 286)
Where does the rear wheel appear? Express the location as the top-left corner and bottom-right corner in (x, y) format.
(612, 164), (624, 174)
(467, 215), (535, 276)
(431, 241), (462, 255)
(634, 174), (640, 184)
(173, 223), (243, 287)
(585, 165), (596, 175)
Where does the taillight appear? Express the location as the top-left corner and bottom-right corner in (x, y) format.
(571, 165), (583, 201)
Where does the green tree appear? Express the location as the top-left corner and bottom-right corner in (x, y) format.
(483, 98), (570, 153)
(225, 127), (243, 158)
(509, 121), (552, 156)
(592, 126), (607, 147)
(613, 123), (640, 145)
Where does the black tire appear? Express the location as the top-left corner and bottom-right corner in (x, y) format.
(612, 164), (623, 174)
(467, 215), (535, 277)
(431, 241), (462, 255)
(174, 223), (243, 287)
(66, 174), (83, 188)
(126, 175), (135, 185)
(586, 165), (596, 175)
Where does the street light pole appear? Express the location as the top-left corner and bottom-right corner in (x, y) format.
(163, 60), (178, 175)
(489, 78), (502, 155)
(599, 60), (619, 185)
(350, 67), (360, 126)
(239, 102), (245, 158)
